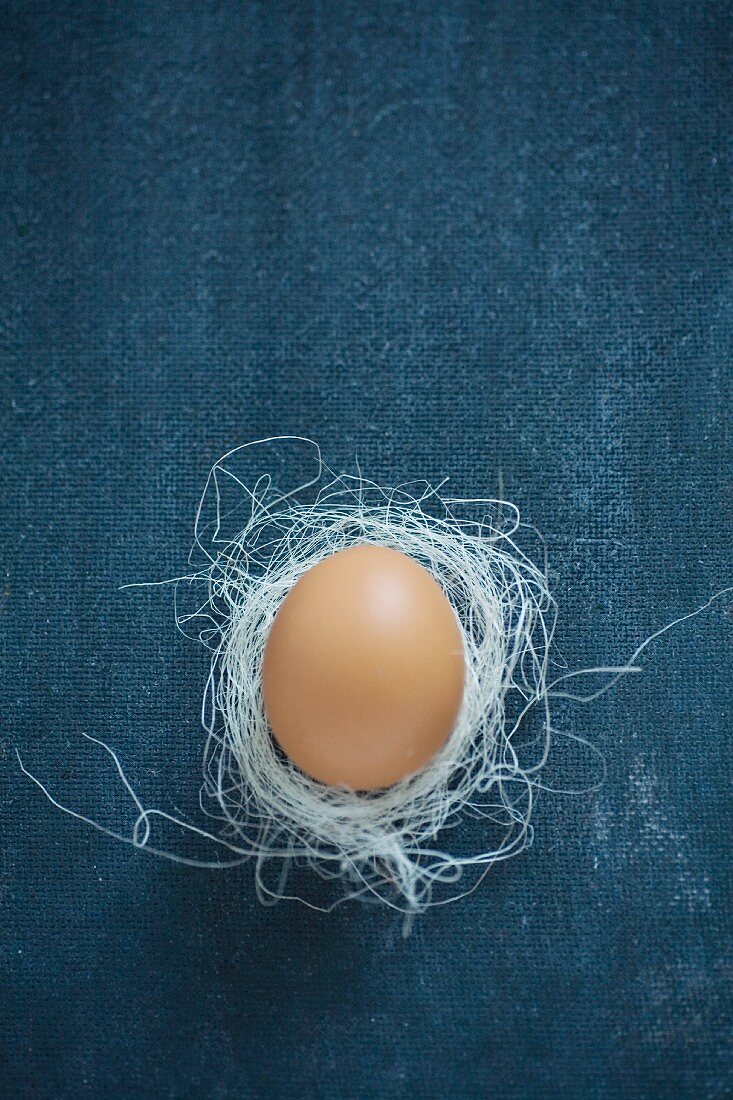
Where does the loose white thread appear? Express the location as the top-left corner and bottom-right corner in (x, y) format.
(18, 438), (732, 915)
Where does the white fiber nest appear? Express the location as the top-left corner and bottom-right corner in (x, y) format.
(172, 438), (557, 912)
(27, 437), (723, 916)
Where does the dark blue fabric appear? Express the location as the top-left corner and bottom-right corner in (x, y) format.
(2, 2), (732, 1097)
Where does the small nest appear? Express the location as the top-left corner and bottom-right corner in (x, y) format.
(20, 439), (726, 917)
(174, 438), (557, 912)
(37, 437), (722, 917)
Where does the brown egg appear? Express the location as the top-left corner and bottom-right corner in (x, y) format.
(261, 544), (465, 790)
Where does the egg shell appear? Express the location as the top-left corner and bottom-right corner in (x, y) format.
(261, 544), (465, 790)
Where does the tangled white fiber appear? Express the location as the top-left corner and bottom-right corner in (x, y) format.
(20, 438), (730, 917)
(187, 439), (557, 913)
